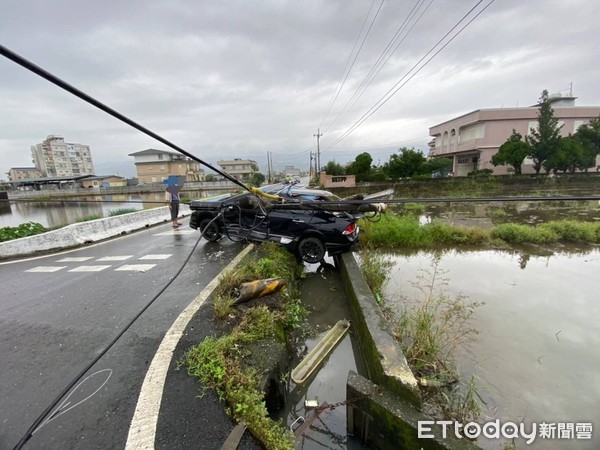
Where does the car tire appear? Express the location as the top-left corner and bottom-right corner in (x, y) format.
(297, 236), (325, 264)
(199, 218), (222, 242)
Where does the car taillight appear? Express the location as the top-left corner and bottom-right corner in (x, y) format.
(342, 223), (357, 235)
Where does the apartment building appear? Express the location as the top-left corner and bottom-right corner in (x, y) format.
(128, 149), (205, 184)
(7, 167), (43, 182)
(31, 135), (95, 177)
(428, 96), (600, 176)
(216, 158), (258, 181)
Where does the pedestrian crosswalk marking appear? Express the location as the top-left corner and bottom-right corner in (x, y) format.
(139, 254), (172, 260)
(26, 266), (67, 273)
(56, 257), (94, 262)
(25, 253), (174, 273)
(116, 264), (157, 272)
(69, 265), (112, 272)
(97, 255), (134, 261)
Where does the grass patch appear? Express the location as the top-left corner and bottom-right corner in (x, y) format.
(359, 250), (392, 304)
(77, 214), (102, 222)
(360, 213), (600, 249)
(0, 221), (48, 242)
(359, 213), (487, 248)
(107, 207), (139, 216)
(182, 244), (307, 449)
(393, 256), (483, 423)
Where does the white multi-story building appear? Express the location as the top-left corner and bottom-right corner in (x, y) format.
(31, 135), (95, 177)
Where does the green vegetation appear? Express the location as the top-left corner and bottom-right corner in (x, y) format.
(182, 243), (307, 450)
(492, 130), (530, 174)
(358, 250), (392, 304)
(359, 213), (488, 249)
(359, 212), (600, 249)
(182, 307), (295, 449)
(77, 214), (102, 222)
(0, 222), (47, 242)
(395, 258), (482, 384)
(107, 208), (139, 216)
(359, 250), (483, 424)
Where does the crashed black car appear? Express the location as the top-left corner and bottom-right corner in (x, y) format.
(189, 192), (359, 263)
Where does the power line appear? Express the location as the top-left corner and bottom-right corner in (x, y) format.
(318, 0), (385, 131)
(324, 0), (496, 152)
(322, 0), (433, 136)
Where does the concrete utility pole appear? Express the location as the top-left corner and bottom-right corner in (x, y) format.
(313, 129), (322, 174)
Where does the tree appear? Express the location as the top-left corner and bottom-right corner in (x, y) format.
(526, 90), (562, 174)
(248, 171), (266, 186)
(383, 147), (426, 180)
(348, 152), (373, 181)
(543, 135), (584, 173)
(423, 157), (452, 176)
(491, 130), (530, 174)
(204, 174), (216, 182)
(574, 115), (600, 171)
(323, 160), (346, 175)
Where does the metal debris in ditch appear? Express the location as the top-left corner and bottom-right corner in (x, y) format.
(232, 277), (286, 305)
(291, 402), (330, 437)
(291, 319), (350, 384)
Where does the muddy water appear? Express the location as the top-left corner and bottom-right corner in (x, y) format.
(382, 249), (600, 449)
(409, 199), (600, 229)
(277, 258), (367, 449)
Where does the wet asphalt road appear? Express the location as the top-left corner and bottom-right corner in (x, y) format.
(0, 221), (246, 449)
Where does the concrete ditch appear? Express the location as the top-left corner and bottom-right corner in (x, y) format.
(337, 251), (481, 450)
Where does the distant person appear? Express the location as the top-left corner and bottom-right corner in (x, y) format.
(165, 185), (182, 227)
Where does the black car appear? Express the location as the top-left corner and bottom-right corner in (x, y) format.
(189, 192), (359, 263)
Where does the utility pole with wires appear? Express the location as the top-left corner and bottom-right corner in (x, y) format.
(309, 151), (314, 180)
(313, 129), (322, 174)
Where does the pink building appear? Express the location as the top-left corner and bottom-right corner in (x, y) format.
(428, 96), (600, 176)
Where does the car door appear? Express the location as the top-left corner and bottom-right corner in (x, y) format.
(267, 207), (313, 241)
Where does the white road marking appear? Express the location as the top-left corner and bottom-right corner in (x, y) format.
(25, 266), (66, 273)
(56, 257), (94, 262)
(115, 264), (157, 272)
(139, 254), (172, 260)
(125, 244), (254, 450)
(97, 255), (134, 261)
(153, 229), (195, 236)
(68, 265), (112, 272)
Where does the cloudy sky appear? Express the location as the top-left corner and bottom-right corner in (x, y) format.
(1, 0), (599, 179)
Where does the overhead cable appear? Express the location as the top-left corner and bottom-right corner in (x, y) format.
(324, 0), (496, 151)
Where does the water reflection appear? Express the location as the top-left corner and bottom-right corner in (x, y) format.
(406, 199), (600, 228)
(0, 190), (229, 228)
(382, 249), (600, 449)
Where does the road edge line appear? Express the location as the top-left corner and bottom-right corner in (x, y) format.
(124, 243), (254, 449)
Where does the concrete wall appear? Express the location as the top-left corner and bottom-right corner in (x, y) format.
(0, 205), (190, 259)
(337, 252), (420, 407)
(347, 371), (480, 450)
(338, 252), (483, 449)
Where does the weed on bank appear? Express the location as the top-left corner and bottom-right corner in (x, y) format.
(181, 243), (307, 450)
(359, 212), (600, 249)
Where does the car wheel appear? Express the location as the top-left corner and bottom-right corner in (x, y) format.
(199, 218), (222, 242)
(298, 236), (325, 264)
